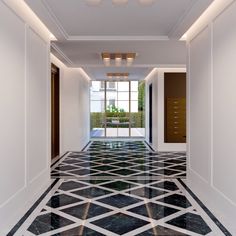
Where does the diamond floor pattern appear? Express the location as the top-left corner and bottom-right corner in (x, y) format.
(10, 141), (229, 235)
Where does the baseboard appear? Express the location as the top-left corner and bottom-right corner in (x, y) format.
(0, 169), (51, 235)
(187, 169), (236, 235)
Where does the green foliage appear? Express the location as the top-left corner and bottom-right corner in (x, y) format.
(138, 81), (145, 111)
(105, 105), (126, 117)
(90, 111), (145, 129)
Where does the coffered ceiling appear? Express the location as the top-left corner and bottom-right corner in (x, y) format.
(25, 0), (213, 80)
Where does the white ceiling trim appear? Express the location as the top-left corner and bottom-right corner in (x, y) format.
(70, 64), (186, 68)
(51, 42), (74, 66)
(67, 35), (169, 41)
(41, 0), (69, 39)
(33, 0), (191, 41)
(169, 0), (214, 38)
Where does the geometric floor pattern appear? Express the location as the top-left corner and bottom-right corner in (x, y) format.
(51, 141), (187, 179)
(10, 141), (229, 235)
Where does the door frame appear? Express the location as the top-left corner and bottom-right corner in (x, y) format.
(149, 83), (153, 143)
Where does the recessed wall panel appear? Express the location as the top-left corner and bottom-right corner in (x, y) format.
(0, 1), (26, 205)
(189, 27), (211, 182)
(27, 28), (48, 182)
(212, 1), (236, 203)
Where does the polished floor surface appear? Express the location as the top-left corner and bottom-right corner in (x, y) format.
(9, 141), (229, 236)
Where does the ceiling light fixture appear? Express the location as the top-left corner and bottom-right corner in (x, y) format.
(86, 0), (102, 6)
(102, 52), (136, 66)
(115, 53), (122, 66)
(138, 0), (154, 5)
(86, 0), (155, 6)
(102, 53), (111, 66)
(112, 0), (128, 5)
(107, 73), (129, 80)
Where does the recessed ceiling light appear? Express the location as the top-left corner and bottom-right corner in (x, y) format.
(86, 0), (102, 6)
(102, 52), (136, 67)
(138, 0), (154, 5)
(112, 0), (128, 6)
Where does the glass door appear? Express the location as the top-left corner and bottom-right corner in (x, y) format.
(90, 80), (145, 138)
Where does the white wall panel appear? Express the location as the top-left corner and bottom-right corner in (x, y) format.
(51, 55), (90, 153)
(0, 0), (26, 206)
(27, 28), (49, 182)
(189, 27), (211, 182)
(212, 1), (236, 203)
(187, 1), (236, 233)
(0, 1), (51, 234)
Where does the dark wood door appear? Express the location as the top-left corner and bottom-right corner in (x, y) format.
(51, 64), (60, 159)
(149, 84), (153, 143)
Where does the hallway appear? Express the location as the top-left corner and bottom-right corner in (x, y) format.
(10, 141), (228, 235)
(1, 0), (236, 235)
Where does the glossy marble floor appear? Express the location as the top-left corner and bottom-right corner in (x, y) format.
(9, 141), (230, 236)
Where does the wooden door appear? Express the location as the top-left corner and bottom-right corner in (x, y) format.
(51, 64), (60, 159)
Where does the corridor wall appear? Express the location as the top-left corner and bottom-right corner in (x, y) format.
(145, 68), (187, 152)
(187, 0), (236, 234)
(51, 55), (90, 154)
(0, 0), (52, 234)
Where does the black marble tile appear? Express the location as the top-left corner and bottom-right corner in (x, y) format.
(80, 179), (111, 185)
(160, 154), (180, 158)
(128, 202), (179, 220)
(55, 165), (79, 172)
(90, 172), (116, 177)
(149, 161), (174, 168)
(98, 193), (142, 208)
(72, 187), (112, 199)
(101, 180), (138, 191)
(73, 162), (100, 168)
(126, 186), (167, 199)
(130, 159), (151, 164)
(91, 165), (117, 171)
(128, 179), (159, 184)
(157, 194), (192, 208)
(61, 202), (111, 220)
(46, 194), (82, 208)
(168, 165), (186, 171)
(68, 169), (98, 176)
(96, 159), (118, 164)
(150, 181), (179, 191)
(91, 212), (149, 235)
(136, 225), (189, 236)
(27, 213), (74, 235)
(164, 159), (185, 164)
(62, 159), (85, 164)
(167, 213), (212, 235)
(152, 169), (180, 176)
(110, 168), (138, 176)
(111, 161), (136, 167)
(132, 165), (157, 171)
(59, 181), (88, 191)
(51, 225), (105, 236)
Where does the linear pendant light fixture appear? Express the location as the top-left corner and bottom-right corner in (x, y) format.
(107, 73), (129, 80)
(86, 0), (154, 6)
(102, 52), (136, 66)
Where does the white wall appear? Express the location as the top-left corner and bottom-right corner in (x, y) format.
(145, 69), (187, 152)
(187, 0), (236, 234)
(145, 69), (158, 149)
(51, 55), (90, 153)
(0, 0), (51, 234)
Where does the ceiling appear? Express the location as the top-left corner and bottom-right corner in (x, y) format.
(25, 0), (214, 80)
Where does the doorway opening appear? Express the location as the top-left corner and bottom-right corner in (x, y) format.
(149, 84), (153, 143)
(51, 64), (60, 160)
(90, 80), (145, 138)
